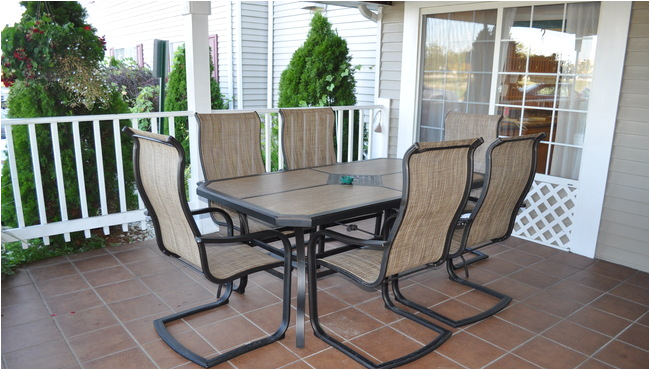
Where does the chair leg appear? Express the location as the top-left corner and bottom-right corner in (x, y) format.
(452, 248), (489, 270)
(391, 262), (511, 328)
(308, 264), (451, 368)
(155, 259), (293, 368)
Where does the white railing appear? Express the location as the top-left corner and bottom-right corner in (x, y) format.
(1, 105), (387, 246)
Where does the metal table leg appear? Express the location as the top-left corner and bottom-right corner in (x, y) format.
(294, 228), (306, 348)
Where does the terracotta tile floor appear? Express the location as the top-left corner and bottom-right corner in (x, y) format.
(2, 230), (648, 369)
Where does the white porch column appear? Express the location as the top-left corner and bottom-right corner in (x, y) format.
(183, 1), (215, 232)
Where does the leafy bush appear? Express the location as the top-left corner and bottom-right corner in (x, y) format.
(277, 11), (362, 161)
(0, 1), (135, 251)
(278, 11), (356, 108)
(105, 57), (159, 108)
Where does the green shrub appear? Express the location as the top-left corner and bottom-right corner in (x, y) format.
(278, 11), (356, 108)
(277, 11), (362, 161)
(0, 1), (136, 250)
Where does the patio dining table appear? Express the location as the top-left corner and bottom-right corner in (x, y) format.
(196, 158), (403, 348)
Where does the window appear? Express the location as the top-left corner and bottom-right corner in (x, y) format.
(417, 2), (600, 180)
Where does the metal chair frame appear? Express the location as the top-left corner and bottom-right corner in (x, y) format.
(124, 127), (293, 368)
(393, 133), (545, 328)
(307, 138), (482, 368)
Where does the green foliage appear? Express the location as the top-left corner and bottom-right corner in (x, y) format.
(163, 45), (226, 160)
(277, 12), (363, 162)
(104, 57), (158, 109)
(278, 12), (357, 108)
(0, 1), (137, 251)
(1, 3), (107, 109)
(2, 236), (106, 276)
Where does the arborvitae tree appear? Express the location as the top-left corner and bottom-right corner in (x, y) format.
(277, 11), (361, 161)
(1, 1), (132, 247)
(278, 11), (356, 108)
(163, 44), (226, 160)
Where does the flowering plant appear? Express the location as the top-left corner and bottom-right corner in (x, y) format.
(1, 14), (106, 88)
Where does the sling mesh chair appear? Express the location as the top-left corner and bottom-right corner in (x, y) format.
(279, 107), (337, 170)
(306, 138), (483, 368)
(444, 111), (502, 191)
(196, 111), (270, 235)
(390, 133), (545, 328)
(123, 127), (293, 368)
(450, 132), (547, 269)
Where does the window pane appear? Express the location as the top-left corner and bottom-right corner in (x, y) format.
(496, 2), (599, 179)
(419, 9), (497, 141)
(549, 145), (582, 180)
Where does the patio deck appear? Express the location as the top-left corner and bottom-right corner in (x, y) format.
(2, 225), (648, 369)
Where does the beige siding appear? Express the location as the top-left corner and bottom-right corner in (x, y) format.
(378, 2), (405, 158)
(595, 1), (649, 272)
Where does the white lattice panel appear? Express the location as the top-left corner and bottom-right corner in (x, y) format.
(512, 177), (579, 251)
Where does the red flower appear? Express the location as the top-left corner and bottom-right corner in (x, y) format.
(84, 25), (91, 31)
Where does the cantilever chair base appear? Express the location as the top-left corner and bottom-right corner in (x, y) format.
(392, 259), (511, 328)
(310, 282), (451, 369)
(155, 283), (289, 368)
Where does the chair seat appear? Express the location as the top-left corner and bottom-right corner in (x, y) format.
(321, 248), (383, 285)
(205, 243), (283, 280)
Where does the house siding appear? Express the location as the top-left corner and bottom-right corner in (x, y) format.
(595, 1), (649, 272)
(84, 1), (378, 109)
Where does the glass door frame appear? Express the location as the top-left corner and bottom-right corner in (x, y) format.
(396, 1), (633, 258)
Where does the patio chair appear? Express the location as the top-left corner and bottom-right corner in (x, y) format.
(196, 111), (273, 234)
(197, 111), (293, 286)
(279, 107), (337, 170)
(306, 138), (483, 368)
(450, 132), (547, 269)
(444, 111), (502, 191)
(390, 133), (545, 328)
(123, 127), (292, 368)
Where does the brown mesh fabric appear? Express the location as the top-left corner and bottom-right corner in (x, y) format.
(280, 107), (336, 169)
(384, 139), (477, 277)
(464, 134), (540, 248)
(132, 130), (203, 267)
(196, 112), (265, 179)
(204, 243), (283, 280)
(444, 112), (501, 174)
(196, 112), (274, 232)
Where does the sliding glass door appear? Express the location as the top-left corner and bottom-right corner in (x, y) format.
(418, 2), (600, 181)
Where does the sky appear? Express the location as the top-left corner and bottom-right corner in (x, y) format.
(1, 1), (24, 28)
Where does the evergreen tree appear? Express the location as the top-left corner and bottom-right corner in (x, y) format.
(277, 11), (361, 161)
(278, 11), (356, 108)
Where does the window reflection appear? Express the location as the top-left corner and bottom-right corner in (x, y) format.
(497, 2), (599, 180)
(420, 10), (497, 140)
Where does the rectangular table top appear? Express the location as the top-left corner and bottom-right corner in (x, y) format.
(197, 158), (403, 228)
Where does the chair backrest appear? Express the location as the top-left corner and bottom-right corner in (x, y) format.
(279, 107), (336, 169)
(383, 138), (482, 277)
(123, 127), (203, 268)
(444, 111), (502, 174)
(196, 111), (265, 180)
(462, 133), (545, 250)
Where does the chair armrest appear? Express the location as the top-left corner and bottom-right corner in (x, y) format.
(198, 229), (293, 257)
(191, 207), (234, 236)
(307, 229), (387, 256)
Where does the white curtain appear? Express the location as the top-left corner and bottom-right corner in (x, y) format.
(550, 2), (600, 179)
